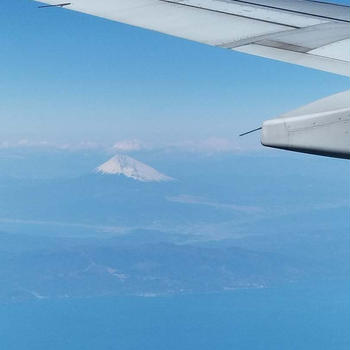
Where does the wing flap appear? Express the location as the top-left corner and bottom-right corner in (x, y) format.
(309, 39), (350, 62)
(234, 43), (349, 76)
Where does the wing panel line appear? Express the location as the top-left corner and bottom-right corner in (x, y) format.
(159, 0), (300, 28)
(227, 0), (350, 23)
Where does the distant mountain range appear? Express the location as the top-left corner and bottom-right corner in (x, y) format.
(96, 154), (174, 182)
(0, 151), (348, 303)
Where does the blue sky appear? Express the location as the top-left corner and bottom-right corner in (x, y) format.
(0, 0), (349, 147)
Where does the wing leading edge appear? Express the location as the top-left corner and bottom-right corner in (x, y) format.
(35, 0), (350, 76)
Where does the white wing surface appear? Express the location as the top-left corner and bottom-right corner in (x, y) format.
(35, 0), (349, 76)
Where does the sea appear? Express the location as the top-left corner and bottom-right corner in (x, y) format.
(0, 282), (349, 350)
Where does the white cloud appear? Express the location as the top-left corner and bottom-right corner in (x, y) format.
(193, 137), (240, 153)
(66, 141), (101, 150)
(0, 135), (259, 154)
(0, 139), (103, 151)
(17, 139), (50, 147)
(168, 137), (243, 154)
(112, 139), (144, 152)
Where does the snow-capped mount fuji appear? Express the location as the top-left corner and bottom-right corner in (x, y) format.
(96, 154), (174, 182)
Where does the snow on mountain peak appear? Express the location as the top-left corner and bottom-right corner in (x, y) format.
(96, 154), (174, 182)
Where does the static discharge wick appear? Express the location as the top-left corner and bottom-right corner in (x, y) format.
(38, 2), (71, 8)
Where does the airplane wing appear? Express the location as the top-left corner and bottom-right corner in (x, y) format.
(35, 0), (349, 76)
(34, 0), (350, 159)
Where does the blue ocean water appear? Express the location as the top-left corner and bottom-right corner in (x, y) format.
(1, 283), (349, 350)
